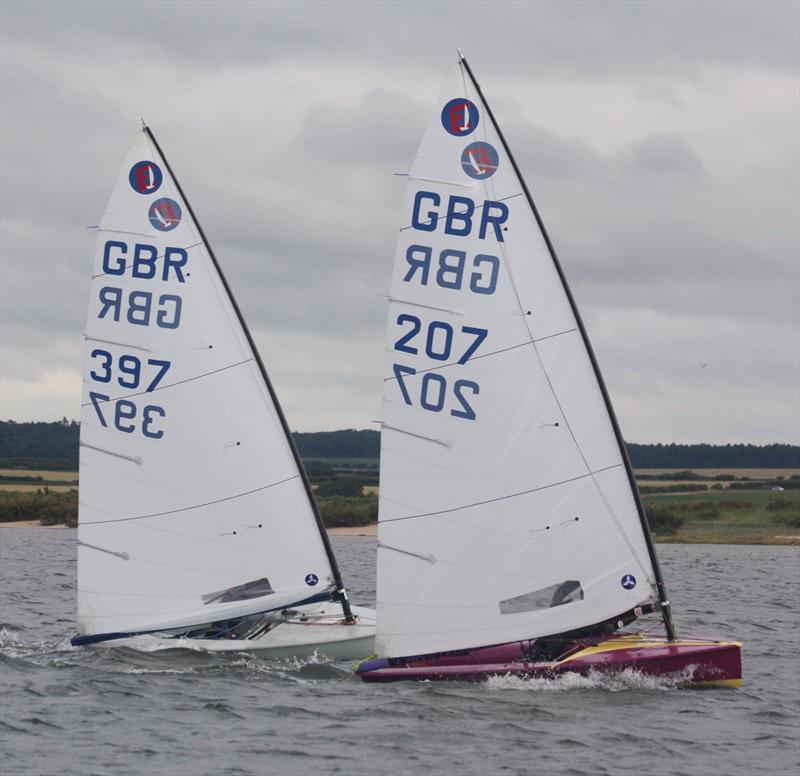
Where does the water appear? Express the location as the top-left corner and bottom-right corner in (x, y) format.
(1, 530), (798, 776)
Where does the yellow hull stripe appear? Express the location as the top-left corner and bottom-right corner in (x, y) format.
(689, 678), (742, 689)
(558, 634), (741, 665)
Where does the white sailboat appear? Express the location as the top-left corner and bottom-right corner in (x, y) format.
(73, 126), (375, 659)
(358, 56), (740, 685)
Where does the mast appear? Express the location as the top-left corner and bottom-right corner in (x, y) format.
(458, 56), (676, 641)
(143, 126), (355, 623)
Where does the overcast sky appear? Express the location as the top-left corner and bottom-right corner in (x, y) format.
(1, 0), (798, 444)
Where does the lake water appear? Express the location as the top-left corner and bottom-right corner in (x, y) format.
(1, 530), (798, 776)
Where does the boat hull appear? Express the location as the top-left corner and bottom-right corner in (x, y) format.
(81, 603), (376, 661)
(357, 633), (742, 687)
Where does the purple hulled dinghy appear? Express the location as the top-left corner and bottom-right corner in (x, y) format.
(358, 634), (742, 687)
(361, 53), (742, 687)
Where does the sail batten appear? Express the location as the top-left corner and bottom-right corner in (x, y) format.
(375, 59), (669, 659)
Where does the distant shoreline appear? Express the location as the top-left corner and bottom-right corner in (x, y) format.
(0, 520), (380, 536)
(327, 524), (377, 537)
(0, 520), (71, 529)
(2, 520), (797, 545)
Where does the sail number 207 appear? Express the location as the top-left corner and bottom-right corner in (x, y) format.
(392, 315), (485, 421)
(393, 365), (479, 421)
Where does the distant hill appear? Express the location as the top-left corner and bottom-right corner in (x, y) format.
(625, 442), (799, 469)
(0, 419), (79, 469)
(292, 429), (379, 459)
(0, 420), (797, 469)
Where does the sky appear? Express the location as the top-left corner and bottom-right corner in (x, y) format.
(1, 0), (798, 444)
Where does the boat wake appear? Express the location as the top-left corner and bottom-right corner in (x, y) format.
(0, 626), (344, 680)
(0, 626), (75, 662)
(485, 667), (697, 692)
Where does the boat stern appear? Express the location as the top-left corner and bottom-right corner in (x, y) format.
(553, 633), (742, 688)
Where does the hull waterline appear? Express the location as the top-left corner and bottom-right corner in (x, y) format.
(77, 603), (376, 661)
(357, 633), (742, 687)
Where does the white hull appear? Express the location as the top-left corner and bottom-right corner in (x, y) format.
(87, 603), (376, 661)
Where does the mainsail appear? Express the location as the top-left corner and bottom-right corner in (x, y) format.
(376, 57), (673, 659)
(77, 127), (348, 640)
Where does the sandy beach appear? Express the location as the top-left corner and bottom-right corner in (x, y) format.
(326, 524), (377, 537)
(0, 520), (71, 529)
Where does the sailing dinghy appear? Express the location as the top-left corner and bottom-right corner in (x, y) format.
(73, 126), (375, 659)
(358, 56), (741, 685)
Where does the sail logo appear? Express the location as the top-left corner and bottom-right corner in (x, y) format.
(304, 573), (319, 587)
(461, 142), (499, 179)
(148, 198), (182, 232)
(441, 98), (479, 136)
(621, 574), (637, 590)
(129, 161), (163, 194)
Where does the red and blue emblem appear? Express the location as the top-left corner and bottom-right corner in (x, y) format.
(441, 98), (479, 136)
(148, 198), (182, 231)
(129, 161), (163, 194)
(461, 141), (499, 179)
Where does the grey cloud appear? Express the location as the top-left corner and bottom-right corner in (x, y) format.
(297, 89), (427, 171)
(619, 133), (703, 178)
(1, 0), (797, 444)
(3, 1), (798, 77)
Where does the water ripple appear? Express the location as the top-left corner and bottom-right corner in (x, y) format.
(1, 533), (798, 776)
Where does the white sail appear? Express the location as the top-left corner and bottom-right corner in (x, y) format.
(78, 130), (336, 637)
(376, 62), (661, 659)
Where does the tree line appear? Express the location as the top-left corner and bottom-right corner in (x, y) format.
(1, 420), (798, 469)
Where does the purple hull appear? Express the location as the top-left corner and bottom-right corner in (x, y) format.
(358, 633), (742, 686)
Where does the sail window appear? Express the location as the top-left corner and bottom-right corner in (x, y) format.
(499, 580), (584, 615)
(202, 578), (274, 605)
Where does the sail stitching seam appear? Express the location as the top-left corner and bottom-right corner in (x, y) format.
(80, 358), (255, 406)
(380, 464), (621, 523)
(91, 242), (204, 279)
(474, 72), (646, 575)
(382, 331), (576, 381)
(486, 186), (645, 569)
(80, 475), (299, 525)
(398, 193), (523, 232)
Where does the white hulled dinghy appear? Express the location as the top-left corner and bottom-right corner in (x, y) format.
(73, 126), (375, 659)
(358, 56), (740, 685)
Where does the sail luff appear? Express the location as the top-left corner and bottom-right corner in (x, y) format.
(142, 127), (354, 622)
(458, 57), (675, 640)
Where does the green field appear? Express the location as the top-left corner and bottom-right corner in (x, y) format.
(635, 467), (800, 479)
(0, 468), (78, 481)
(1, 467), (798, 543)
(642, 489), (800, 544)
(302, 457), (379, 468)
(0, 468), (79, 493)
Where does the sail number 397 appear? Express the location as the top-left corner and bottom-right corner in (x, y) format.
(87, 349), (169, 438)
